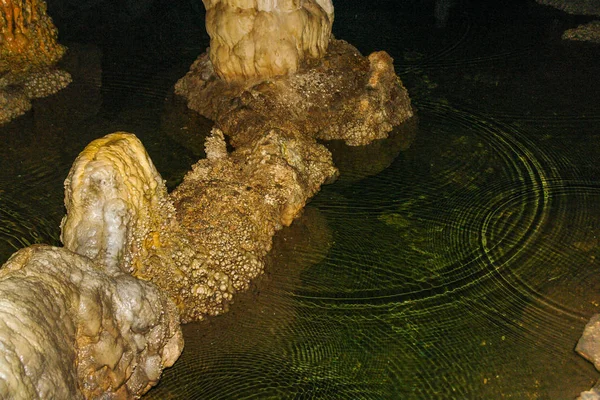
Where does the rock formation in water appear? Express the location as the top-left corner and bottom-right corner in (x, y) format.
(152, 0), (413, 320)
(0, 0), (415, 397)
(535, 0), (600, 43)
(176, 39), (413, 146)
(202, 0), (334, 81)
(0, 245), (182, 399)
(0, 0), (71, 124)
(563, 20), (600, 43)
(576, 314), (600, 399)
(177, 0), (412, 147)
(60, 130), (337, 323)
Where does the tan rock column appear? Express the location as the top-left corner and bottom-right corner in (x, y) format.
(202, 0), (334, 81)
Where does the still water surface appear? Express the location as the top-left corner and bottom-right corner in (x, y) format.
(1, 0), (599, 398)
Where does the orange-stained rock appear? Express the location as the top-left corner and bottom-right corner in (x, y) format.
(1, 0), (71, 125)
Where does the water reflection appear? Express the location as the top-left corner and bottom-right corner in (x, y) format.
(1, 0), (600, 398)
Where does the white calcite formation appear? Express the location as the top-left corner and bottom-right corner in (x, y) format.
(0, 245), (182, 399)
(203, 0), (334, 81)
(61, 133), (186, 274)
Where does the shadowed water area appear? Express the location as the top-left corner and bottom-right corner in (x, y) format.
(1, 0), (600, 398)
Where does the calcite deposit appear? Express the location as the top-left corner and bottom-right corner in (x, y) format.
(60, 131), (337, 323)
(0, 245), (182, 399)
(577, 314), (600, 399)
(176, 39), (413, 146)
(203, 0), (334, 81)
(0, 0), (71, 124)
(563, 20), (600, 43)
(169, 128), (337, 321)
(0, 1), (416, 396)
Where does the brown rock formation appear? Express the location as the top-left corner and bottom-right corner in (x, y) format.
(0, 0), (71, 124)
(60, 130), (337, 323)
(176, 39), (413, 146)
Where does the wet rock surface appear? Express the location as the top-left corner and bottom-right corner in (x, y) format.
(175, 39), (413, 146)
(0, 0), (71, 125)
(578, 314), (600, 399)
(0, 245), (182, 399)
(202, 0), (334, 81)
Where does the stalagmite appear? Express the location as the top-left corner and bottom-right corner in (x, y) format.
(0, 0), (71, 124)
(0, 245), (183, 399)
(202, 0), (334, 81)
(177, 0), (413, 146)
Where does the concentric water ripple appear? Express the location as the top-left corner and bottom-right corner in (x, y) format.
(147, 96), (599, 398)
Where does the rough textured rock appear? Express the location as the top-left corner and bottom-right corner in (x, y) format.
(577, 314), (600, 399)
(0, 245), (183, 399)
(535, 0), (600, 16)
(60, 131), (337, 323)
(169, 128), (337, 321)
(563, 20), (600, 43)
(175, 39), (413, 146)
(0, 0), (71, 125)
(202, 0), (334, 81)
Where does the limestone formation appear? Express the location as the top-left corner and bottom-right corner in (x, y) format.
(0, 1), (416, 396)
(563, 20), (600, 43)
(577, 314), (600, 399)
(0, 0), (71, 124)
(169, 128), (337, 321)
(60, 130), (337, 323)
(0, 245), (182, 399)
(203, 0), (334, 81)
(175, 39), (413, 147)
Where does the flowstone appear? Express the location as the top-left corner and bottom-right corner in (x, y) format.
(0, 245), (182, 399)
(0, 0), (71, 124)
(202, 0), (334, 81)
(176, 39), (413, 147)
